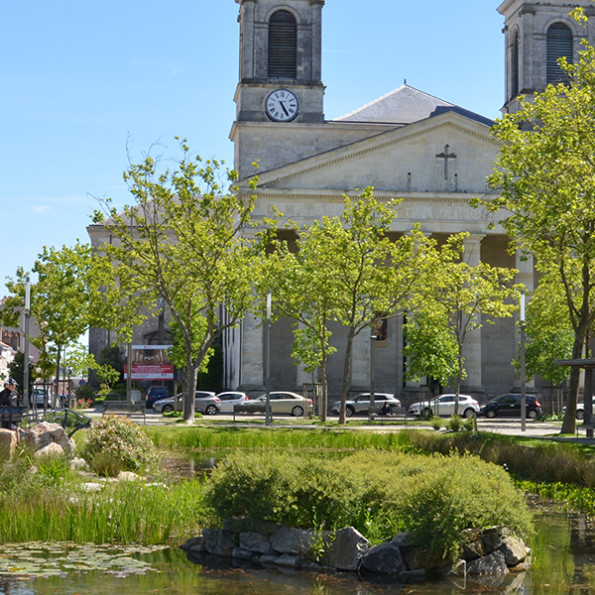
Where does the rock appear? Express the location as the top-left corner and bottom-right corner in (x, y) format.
(25, 422), (75, 457)
(391, 532), (415, 548)
(232, 546), (257, 561)
(361, 542), (406, 575)
(240, 531), (273, 554)
(500, 534), (528, 566)
(402, 546), (448, 570)
(275, 554), (300, 568)
(79, 482), (104, 492)
(270, 526), (314, 555)
(461, 528), (485, 560)
(481, 527), (504, 554)
(0, 428), (16, 461)
(34, 442), (66, 460)
(180, 536), (204, 552)
(69, 457), (89, 471)
(116, 471), (142, 482)
(323, 527), (369, 571)
(467, 550), (509, 576)
(202, 528), (236, 557)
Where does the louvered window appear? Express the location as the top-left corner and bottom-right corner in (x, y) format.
(268, 10), (297, 79)
(511, 32), (519, 98)
(547, 23), (572, 84)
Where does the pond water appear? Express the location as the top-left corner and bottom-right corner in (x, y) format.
(1, 501), (593, 594)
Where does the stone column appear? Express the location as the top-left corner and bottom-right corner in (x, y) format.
(240, 310), (265, 390)
(351, 331), (371, 391)
(462, 234), (485, 391)
(295, 321), (312, 390)
(239, 0), (256, 82)
(311, 0), (324, 83)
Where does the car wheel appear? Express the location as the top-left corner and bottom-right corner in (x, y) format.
(421, 408), (432, 419)
(527, 408), (538, 419)
(486, 409), (496, 419)
(205, 405), (218, 416)
(346, 406), (355, 417)
(162, 404), (173, 413)
(576, 410), (585, 421)
(463, 408), (476, 418)
(291, 405), (304, 417)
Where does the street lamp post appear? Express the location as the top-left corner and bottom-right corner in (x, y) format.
(369, 331), (376, 422)
(23, 277), (31, 410)
(520, 292), (527, 432)
(265, 291), (272, 427)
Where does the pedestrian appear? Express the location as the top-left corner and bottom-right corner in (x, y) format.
(0, 378), (20, 431)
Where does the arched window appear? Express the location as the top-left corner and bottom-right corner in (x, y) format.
(268, 10), (297, 78)
(511, 31), (520, 98)
(547, 22), (572, 84)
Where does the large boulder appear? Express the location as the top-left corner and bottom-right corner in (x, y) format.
(361, 542), (406, 575)
(270, 526), (314, 555)
(0, 428), (17, 461)
(323, 527), (369, 571)
(24, 422), (75, 457)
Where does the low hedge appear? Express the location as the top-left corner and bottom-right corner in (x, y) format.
(205, 449), (533, 561)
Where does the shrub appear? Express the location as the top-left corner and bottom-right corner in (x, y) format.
(79, 415), (155, 476)
(431, 416), (443, 431)
(204, 449), (533, 559)
(447, 415), (463, 432)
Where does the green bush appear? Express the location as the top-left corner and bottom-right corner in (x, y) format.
(204, 449), (533, 559)
(79, 415), (155, 476)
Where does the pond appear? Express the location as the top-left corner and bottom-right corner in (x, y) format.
(1, 501), (593, 594)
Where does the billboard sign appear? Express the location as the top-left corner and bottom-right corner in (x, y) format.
(124, 345), (174, 380)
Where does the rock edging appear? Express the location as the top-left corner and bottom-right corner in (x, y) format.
(180, 519), (530, 579)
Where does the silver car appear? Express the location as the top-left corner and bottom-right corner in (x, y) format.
(153, 391), (220, 415)
(216, 391), (249, 413)
(234, 392), (313, 416)
(331, 393), (401, 417)
(408, 394), (479, 418)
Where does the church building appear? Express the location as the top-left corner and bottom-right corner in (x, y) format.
(224, 0), (595, 402)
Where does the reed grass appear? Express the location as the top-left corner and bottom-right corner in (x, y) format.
(0, 463), (209, 545)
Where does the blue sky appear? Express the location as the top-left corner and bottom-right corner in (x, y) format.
(0, 1), (505, 288)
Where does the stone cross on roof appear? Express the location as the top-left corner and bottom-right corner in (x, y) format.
(436, 144), (457, 180)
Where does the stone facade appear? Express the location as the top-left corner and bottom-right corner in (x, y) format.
(226, 0), (546, 401)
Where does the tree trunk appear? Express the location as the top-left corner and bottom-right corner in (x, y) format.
(183, 349), (197, 424)
(339, 332), (355, 424)
(560, 333), (584, 434)
(320, 357), (328, 423)
(54, 347), (62, 409)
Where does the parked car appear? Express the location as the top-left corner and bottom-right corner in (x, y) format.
(146, 386), (171, 409)
(330, 393), (401, 417)
(478, 394), (542, 419)
(153, 391), (220, 415)
(408, 394), (480, 418)
(31, 387), (53, 408)
(234, 392), (313, 416)
(566, 396), (595, 420)
(216, 391), (249, 413)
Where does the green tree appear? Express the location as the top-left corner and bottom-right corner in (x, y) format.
(94, 139), (263, 423)
(96, 344), (125, 383)
(477, 17), (595, 432)
(406, 234), (519, 414)
(3, 242), (101, 406)
(288, 189), (427, 424)
(516, 266), (574, 386)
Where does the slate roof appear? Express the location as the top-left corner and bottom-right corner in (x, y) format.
(333, 83), (493, 127)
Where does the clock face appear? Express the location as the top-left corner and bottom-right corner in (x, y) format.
(265, 89), (299, 122)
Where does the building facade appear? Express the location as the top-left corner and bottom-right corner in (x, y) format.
(225, 0), (595, 401)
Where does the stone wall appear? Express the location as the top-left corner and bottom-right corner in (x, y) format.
(180, 519), (530, 582)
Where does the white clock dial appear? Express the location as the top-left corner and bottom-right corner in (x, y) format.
(265, 89), (299, 122)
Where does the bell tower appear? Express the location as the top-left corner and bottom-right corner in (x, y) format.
(231, 0), (326, 178)
(498, 0), (595, 113)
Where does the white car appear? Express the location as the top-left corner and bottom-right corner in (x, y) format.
(153, 391), (220, 415)
(216, 391), (249, 413)
(408, 394), (480, 418)
(330, 393), (401, 417)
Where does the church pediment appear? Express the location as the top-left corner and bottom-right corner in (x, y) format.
(256, 110), (500, 196)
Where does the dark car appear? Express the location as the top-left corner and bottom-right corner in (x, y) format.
(479, 394), (542, 419)
(146, 386), (170, 409)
